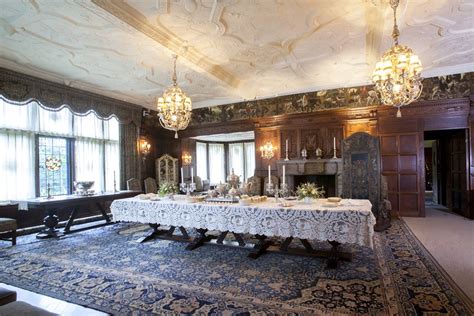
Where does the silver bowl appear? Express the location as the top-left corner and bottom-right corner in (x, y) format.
(74, 181), (95, 192)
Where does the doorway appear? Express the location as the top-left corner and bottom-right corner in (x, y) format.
(424, 129), (468, 217)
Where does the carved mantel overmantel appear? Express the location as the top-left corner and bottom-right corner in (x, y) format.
(276, 159), (343, 196)
(277, 159), (342, 175)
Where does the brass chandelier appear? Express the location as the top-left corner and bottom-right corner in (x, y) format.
(372, 0), (423, 118)
(157, 55), (192, 138)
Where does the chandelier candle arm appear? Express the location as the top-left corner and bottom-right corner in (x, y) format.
(372, 0), (423, 118)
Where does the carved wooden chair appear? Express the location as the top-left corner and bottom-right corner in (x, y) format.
(126, 178), (142, 192)
(144, 177), (158, 194)
(247, 176), (262, 196)
(264, 176), (280, 196)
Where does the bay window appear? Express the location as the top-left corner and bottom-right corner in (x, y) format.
(0, 99), (120, 200)
(196, 141), (255, 185)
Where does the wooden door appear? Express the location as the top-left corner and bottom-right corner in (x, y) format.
(379, 118), (425, 217)
(432, 140), (440, 204)
(447, 130), (468, 215)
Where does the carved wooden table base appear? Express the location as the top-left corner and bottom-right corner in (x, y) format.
(138, 226), (352, 269)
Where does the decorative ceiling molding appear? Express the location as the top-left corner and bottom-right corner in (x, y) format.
(364, 0), (388, 69)
(91, 0), (240, 90)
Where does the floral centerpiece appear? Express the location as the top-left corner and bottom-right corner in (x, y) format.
(158, 181), (178, 197)
(296, 182), (325, 204)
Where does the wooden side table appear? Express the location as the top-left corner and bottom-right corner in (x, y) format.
(0, 203), (18, 246)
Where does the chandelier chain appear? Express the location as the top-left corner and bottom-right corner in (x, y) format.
(172, 54), (177, 86)
(390, 0), (400, 45)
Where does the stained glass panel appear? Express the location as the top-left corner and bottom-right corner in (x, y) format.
(38, 136), (70, 197)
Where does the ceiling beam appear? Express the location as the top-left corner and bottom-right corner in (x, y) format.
(92, 0), (241, 91)
(365, 0), (389, 73)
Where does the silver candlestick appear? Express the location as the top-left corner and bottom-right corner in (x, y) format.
(279, 183), (290, 198)
(180, 182), (196, 196)
(266, 182), (275, 196)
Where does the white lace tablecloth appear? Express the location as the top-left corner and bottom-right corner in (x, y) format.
(111, 198), (376, 248)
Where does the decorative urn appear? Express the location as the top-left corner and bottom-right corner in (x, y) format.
(315, 147), (323, 159)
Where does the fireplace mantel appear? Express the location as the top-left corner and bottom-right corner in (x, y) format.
(276, 159), (342, 175)
(277, 159), (343, 196)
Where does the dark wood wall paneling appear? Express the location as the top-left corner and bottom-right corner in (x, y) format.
(142, 97), (474, 218)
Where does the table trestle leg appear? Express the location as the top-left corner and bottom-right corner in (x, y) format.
(186, 228), (211, 251)
(248, 235), (271, 259)
(64, 207), (79, 234)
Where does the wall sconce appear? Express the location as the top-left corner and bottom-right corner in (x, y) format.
(182, 152), (192, 166)
(260, 142), (275, 160)
(139, 138), (151, 160)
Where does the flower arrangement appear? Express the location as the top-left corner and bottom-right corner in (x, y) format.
(158, 181), (178, 196)
(296, 182), (325, 200)
(45, 156), (62, 171)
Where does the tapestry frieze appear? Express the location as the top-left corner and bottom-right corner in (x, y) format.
(190, 73), (473, 126)
(0, 67), (143, 126)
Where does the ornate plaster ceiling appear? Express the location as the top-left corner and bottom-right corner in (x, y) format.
(0, 0), (473, 110)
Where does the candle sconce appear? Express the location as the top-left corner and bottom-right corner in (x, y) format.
(182, 152), (192, 166)
(260, 142), (275, 160)
(139, 138), (151, 161)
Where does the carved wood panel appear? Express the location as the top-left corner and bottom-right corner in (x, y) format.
(300, 128), (323, 158)
(280, 129), (298, 159)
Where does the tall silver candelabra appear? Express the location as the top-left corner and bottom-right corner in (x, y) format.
(180, 182), (196, 196)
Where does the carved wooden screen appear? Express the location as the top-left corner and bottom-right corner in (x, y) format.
(342, 132), (380, 214)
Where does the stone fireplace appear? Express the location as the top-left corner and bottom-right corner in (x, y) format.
(277, 159), (343, 197)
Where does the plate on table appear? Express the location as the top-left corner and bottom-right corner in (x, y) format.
(278, 202), (293, 207)
(284, 196), (297, 201)
(322, 202), (339, 208)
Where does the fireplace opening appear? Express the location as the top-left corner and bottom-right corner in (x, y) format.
(294, 175), (336, 197)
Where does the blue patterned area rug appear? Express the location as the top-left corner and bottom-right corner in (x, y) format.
(0, 220), (471, 315)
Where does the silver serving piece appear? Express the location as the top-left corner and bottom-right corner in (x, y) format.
(301, 148), (307, 160)
(180, 182), (196, 196)
(74, 181), (95, 195)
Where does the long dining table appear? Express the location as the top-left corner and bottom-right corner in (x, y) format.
(111, 196), (376, 268)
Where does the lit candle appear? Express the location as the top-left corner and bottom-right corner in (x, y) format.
(333, 137), (336, 151)
(268, 165), (271, 185)
(181, 167), (184, 183)
(282, 165), (286, 185)
(286, 139), (288, 153)
(191, 167), (194, 183)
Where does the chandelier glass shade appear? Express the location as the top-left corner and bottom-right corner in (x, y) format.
(372, 0), (423, 118)
(157, 55), (192, 138)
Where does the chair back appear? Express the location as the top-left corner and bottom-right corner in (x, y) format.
(194, 176), (203, 191)
(264, 176), (279, 195)
(144, 177), (158, 194)
(126, 178), (142, 191)
(247, 176), (262, 196)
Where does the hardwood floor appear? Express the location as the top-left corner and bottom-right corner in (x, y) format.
(0, 283), (107, 316)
